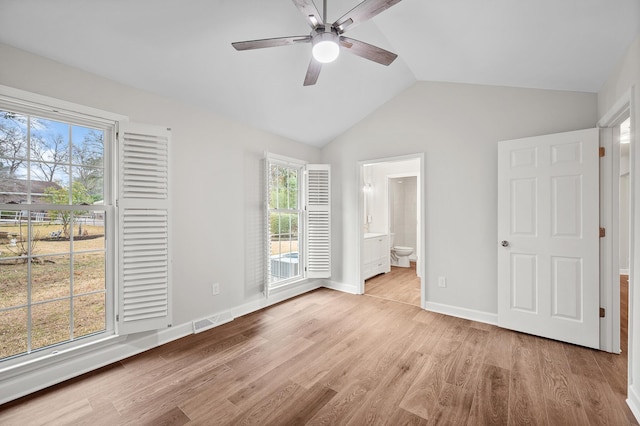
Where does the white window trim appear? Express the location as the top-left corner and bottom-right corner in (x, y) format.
(264, 153), (331, 296)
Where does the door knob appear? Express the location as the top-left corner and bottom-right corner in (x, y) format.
(500, 240), (509, 247)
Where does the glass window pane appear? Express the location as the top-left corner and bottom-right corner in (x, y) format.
(72, 212), (105, 252)
(30, 118), (69, 166)
(74, 293), (105, 338)
(72, 126), (104, 168)
(72, 166), (103, 203)
(0, 258), (28, 309)
(0, 110), (28, 171)
(73, 252), (105, 295)
(31, 255), (71, 303)
(268, 164), (279, 209)
(31, 164), (70, 204)
(286, 168), (298, 209)
(268, 211), (300, 283)
(31, 299), (71, 351)
(0, 214), (29, 257)
(32, 220), (71, 256)
(71, 126), (104, 204)
(0, 307), (28, 359)
(0, 176), (29, 204)
(29, 118), (70, 187)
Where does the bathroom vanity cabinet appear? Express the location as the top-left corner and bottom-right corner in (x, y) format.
(363, 233), (390, 280)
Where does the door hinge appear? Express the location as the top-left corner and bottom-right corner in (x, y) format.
(116, 313), (119, 322)
(599, 147), (605, 157)
(599, 227), (606, 238)
(599, 307), (605, 318)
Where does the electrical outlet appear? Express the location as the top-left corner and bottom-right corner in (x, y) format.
(212, 283), (220, 295)
(438, 276), (446, 288)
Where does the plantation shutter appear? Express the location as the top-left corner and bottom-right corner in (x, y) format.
(263, 157), (272, 298)
(117, 122), (171, 335)
(305, 164), (331, 279)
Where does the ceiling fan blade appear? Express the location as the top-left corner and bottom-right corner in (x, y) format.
(303, 58), (322, 86)
(339, 36), (397, 66)
(333, 0), (402, 34)
(291, 0), (324, 28)
(232, 35), (311, 51)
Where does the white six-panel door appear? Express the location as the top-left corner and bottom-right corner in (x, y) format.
(497, 128), (600, 348)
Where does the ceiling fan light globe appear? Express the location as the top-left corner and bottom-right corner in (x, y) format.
(313, 41), (340, 63)
(312, 31), (340, 63)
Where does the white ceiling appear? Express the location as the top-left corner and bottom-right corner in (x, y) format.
(0, 0), (638, 147)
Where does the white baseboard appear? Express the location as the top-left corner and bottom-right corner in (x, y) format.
(424, 301), (498, 326)
(322, 279), (359, 294)
(629, 385), (640, 423)
(0, 280), (323, 405)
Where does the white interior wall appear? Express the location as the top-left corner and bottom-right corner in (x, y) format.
(0, 44), (321, 324)
(322, 81), (598, 317)
(390, 176), (417, 255)
(366, 159), (419, 233)
(0, 43), (322, 402)
(598, 33), (640, 420)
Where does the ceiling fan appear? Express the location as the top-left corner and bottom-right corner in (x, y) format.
(231, 0), (403, 86)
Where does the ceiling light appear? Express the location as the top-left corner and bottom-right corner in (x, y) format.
(312, 32), (340, 63)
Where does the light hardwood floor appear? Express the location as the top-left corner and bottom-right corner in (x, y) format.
(0, 287), (636, 425)
(365, 262), (421, 306)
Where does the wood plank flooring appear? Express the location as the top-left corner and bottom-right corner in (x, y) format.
(0, 287), (636, 425)
(365, 262), (421, 306)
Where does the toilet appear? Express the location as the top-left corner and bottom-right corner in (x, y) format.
(390, 233), (414, 268)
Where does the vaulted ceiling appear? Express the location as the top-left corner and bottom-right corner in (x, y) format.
(1, 0), (638, 147)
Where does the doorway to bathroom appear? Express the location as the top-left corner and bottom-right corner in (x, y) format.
(358, 154), (425, 308)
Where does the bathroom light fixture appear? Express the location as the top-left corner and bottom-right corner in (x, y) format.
(312, 31), (340, 63)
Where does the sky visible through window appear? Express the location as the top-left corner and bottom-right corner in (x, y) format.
(1, 111), (105, 204)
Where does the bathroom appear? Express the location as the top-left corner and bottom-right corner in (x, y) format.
(362, 157), (422, 303)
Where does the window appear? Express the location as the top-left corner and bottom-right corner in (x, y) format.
(267, 158), (303, 286)
(265, 154), (331, 293)
(0, 87), (171, 368)
(0, 106), (114, 362)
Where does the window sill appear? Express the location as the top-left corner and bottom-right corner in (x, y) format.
(0, 334), (126, 381)
(268, 277), (311, 295)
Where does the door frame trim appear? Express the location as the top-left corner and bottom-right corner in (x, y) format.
(599, 89), (632, 354)
(356, 153), (426, 308)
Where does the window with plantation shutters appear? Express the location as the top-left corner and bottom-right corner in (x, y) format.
(264, 153), (330, 295)
(117, 122), (171, 334)
(305, 164), (331, 278)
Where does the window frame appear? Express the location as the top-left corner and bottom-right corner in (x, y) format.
(0, 85), (123, 367)
(265, 153), (306, 291)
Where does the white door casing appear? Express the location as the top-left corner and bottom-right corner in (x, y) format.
(497, 128), (600, 348)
